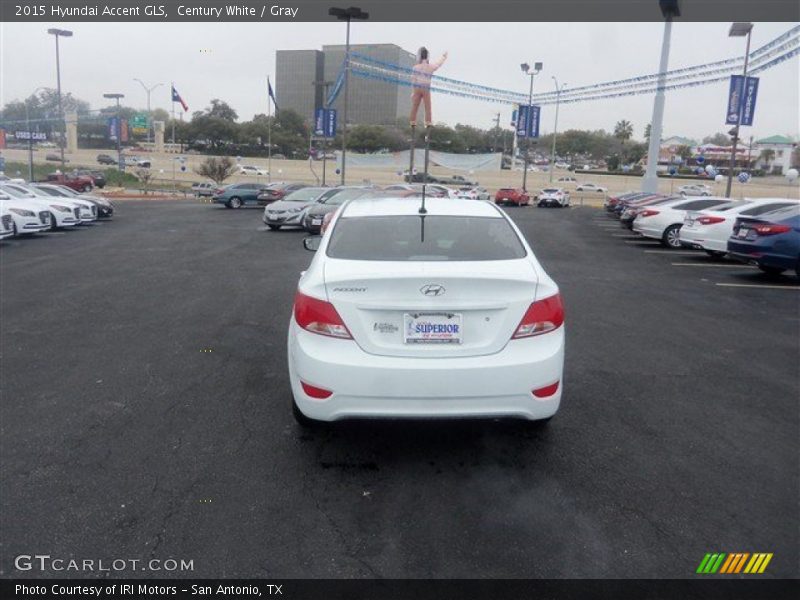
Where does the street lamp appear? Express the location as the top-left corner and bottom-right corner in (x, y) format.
(725, 22), (753, 198)
(549, 77), (567, 183)
(133, 79), (163, 146)
(47, 28), (72, 168)
(103, 93), (125, 171)
(329, 6), (369, 185)
(642, 0), (681, 193)
(520, 61), (542, 192)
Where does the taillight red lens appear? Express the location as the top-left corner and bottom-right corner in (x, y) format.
(513, 294), (565, 339)
(533, 381), (560, 398)
(753, 223), (791, 235)
(301, 381), (333, 399)
(294, 291), (352, 339)
(640, 210), (660, 218)
(697, 216), (726, 225)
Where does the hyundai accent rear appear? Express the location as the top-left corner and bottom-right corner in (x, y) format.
(287, 197), (565, 424)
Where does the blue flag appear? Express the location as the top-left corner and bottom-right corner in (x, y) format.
(268, 77), (279, 111)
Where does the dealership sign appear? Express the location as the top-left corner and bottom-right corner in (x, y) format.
(516, 105), (540, 138)
(725, 75), (759, 126)
(314, 108), (337, 138)
(15, 131), (47, 141)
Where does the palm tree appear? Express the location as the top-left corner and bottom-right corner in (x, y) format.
(614, 120), (634, 162)
(759, 148), (776, 170)
(644, 123), (652, 143)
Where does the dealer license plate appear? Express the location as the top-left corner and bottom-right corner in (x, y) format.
(403, 313), (462, 344)
(737, 227), (750, 239)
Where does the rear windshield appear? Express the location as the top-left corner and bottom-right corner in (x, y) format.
(321, 189), (369, 205)
(542, 189), (560, 193)
(327, 215), (527, 261)
(284, 188), (326, 202)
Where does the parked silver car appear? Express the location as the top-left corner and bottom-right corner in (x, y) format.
(262, 187), (331, 230)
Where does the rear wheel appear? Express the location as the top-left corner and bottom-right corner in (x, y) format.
(228, 196), (242, 209)
(661, 224), (682, 249)
(82, 184), (92, 193)
(758, 265), (785, 275)
(705, 250), (726, 259)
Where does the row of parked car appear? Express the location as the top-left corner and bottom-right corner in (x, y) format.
(604, 191), (800, 277)
(0, 180), (114, 240)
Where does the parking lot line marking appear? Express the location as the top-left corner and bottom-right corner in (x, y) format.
(644, 250), (701, 254)
(671, 262), (756, 268)
(715, 283), (800, 290)
(612, 234), (638, 238)
(624, 240), (659, 244)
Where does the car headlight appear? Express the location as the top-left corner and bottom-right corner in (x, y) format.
(9, 208), (35, 217)
(52, 205), (72, 213)
(289, 207), (302, 213)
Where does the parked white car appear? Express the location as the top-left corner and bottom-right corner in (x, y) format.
(239, 165), (267, 176)
(4, 182), (97, 223)
(632, 197), (733, 248)
(455, 186), (491, 201)
(0, 190), (51, 235)
(678, 184), (712, 197)
(287, 196), (565, 425)
(679, 198), (799, 256)
(0, 183), (81, 229)
(32, 183), (113, 218)
(0, 205), (14, 239)
(575, 182), (607, 193)
(537, 188), (571, 208)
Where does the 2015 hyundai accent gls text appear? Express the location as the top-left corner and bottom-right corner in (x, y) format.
(287, 196), (565, 426)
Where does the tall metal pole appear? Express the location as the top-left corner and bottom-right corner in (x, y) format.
(341, 17), (351, 185)
(642, 16), (673, 193)
(115, 98), (122, 170)
(522, 72), (534, 192)
(54, 35), (65, 167)
(549, 79), (565, 184)
(725, 28), (752, 198)
(171, 82), (176, 190)
(25, 101), (33, 181)
(134, 80), (163, 145)
(268, 77), (273, 183)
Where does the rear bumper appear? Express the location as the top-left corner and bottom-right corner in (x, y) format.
(727, 240), (797, 270)
(679, 227), (726, 252)
(632, 222), (664, 240)
(288, 321), (565, 422)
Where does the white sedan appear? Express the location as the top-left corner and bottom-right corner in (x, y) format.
(679, 198), (798, 256)
(678, 184), (712, 197)
(287, 196), (565, 425)
(537, 188), (571, 208)
(5, 182), (97, 224)
(0, 191), (51, 235)
(239, 165), (267, 176)
(632, 197), (733, 248)
(455, 186), (491, 200)
(0, 205), (14, 240)
(575, 182), (607, 193)
(0, 184), (81, 229)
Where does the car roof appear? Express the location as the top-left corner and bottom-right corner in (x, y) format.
(341, 197), (502, 218)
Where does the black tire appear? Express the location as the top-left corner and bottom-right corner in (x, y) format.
(228, 196), (243, 209)
(661, 224), (682, 249)
(795, 259), (800, 279)
(705, 250), (726, 259)
(268, 224), (281, 231)
(49, 212), (57, 231)
(758, 265), (785, 275)
(292, 397), (323, 429)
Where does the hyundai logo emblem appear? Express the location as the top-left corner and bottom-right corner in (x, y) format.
(420, 284), (445, 297)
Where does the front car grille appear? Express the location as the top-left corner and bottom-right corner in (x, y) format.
(1, 214), (12, 230)
(39, 211), (50, 224)
(73, 207), (81, 218)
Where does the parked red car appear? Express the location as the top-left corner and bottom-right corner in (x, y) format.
(42, 172), (94, 193)
(495, 187), (530, 206)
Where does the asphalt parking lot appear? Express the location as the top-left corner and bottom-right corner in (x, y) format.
(1, 200), (797, 579)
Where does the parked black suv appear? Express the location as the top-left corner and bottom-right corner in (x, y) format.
(97, 154), (116, 165)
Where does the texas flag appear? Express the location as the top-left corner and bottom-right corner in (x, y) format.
(171, 85), (188, 112)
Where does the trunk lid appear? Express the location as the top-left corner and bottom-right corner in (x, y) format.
(323, 259), (539, 358)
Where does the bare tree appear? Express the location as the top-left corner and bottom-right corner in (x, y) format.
(194, 156), (237, 185)
(135, 167), (154, 194)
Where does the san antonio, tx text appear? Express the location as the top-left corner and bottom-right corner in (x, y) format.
(16, 584), (281, 596)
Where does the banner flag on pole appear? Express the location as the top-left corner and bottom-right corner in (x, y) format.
(268, 77), (279, 111)
(171, 85), (189, 112)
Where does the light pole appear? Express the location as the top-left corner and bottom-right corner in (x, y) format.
(520, 61), (542, 192)
(329, 6), (369, 186)
(103, 93), (125, 171)
(133, 79), (163, 146)
(47, 28), (72, 168)
(642, 0), (680, 193)
(549, 77), (566, 183)
(313, 79), (333, 185)
(725, 22), (753, 198)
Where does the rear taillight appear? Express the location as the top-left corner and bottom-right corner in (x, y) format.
(512, 294), (565, 339)
(753, 223), (791, 236)
(294, 291), (352, 339)
(301, 381), (333, 399)
(533, 381), (560, 398)
(697, 216), (726, 225)
(639, 210), (660, 218)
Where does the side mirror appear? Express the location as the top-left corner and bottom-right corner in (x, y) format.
(303, 236), (322, 252)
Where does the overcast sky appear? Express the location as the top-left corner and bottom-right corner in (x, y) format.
(1, 21), (797, 142)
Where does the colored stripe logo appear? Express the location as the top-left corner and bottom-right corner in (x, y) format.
(696, 553), (773, 574)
